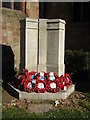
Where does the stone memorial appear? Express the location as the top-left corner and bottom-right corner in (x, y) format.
(20, 18), (38, 72)
(7, 18), (75, 100)
(38, 19), (66, 76)
(20, 18), (66, 76)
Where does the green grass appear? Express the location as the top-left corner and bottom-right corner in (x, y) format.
(2, 92), (90, 119)
(2, 107), (89, 119)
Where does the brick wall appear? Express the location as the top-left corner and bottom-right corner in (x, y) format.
(26, 2), (39, 18)
(2, 8), (27, 73)
(1, 1), (39, 76)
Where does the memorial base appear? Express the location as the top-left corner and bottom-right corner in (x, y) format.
(7, 83), (75, 101)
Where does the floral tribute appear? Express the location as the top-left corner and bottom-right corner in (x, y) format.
(15, 69), (72, 93)
(46, 72), (61, 93)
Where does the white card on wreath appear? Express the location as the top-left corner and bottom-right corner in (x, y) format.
(67, 77), (69, 82)
(40, 72), (44, 77)
(32, 79), (36, 84)
(38, 83), (44, 89)
(27, 82), (32, 89)
(50, 72), (54, 77)
(50, 82), (56, 89)
(64, 86), (67, 90)
(50, 76), (55, 81)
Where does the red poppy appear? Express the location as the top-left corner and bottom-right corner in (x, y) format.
(59, 75), (69, 90)
(15, 69), (73, 93)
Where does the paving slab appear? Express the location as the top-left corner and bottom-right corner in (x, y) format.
(27, 104), (53, 114)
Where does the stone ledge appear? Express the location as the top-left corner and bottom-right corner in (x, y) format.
(7, 83), (75, 101)
(47, 19), (66, 24)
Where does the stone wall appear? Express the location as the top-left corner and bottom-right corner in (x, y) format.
(2, 8), (27, 72)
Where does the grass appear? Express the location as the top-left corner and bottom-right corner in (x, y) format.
(2, 92), (90, 119)
(2, 107), (90, 119)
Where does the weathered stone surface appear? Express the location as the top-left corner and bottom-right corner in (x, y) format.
(20, 18), (38, 72)
(20, 18), (66, 76)
(7, 83), (75, 101)
(38, 19), (47, 72)
(38, 19), (66, 76)
(27, 104), (53, 114)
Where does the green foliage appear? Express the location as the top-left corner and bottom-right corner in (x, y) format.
(84, 92), (90, 99)
(52, 108), (89, 119)
(65, 50), (90, 74)
(2, 107), (30, 119)
(2, 107), (89, 119)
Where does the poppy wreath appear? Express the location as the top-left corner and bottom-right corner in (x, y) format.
(19, 75), (27, 91)
(23, 71), (37, 92)
(19, 69), (31, 91)
(46, 72), (59, 82)
(65, 73), (72, 86)
(60, 75), (69, 90)
(16, 69), (37, 92)
(16, 72), (26, 91)
(36, 72), (47, 82)
(46, 72), (61, 93)
(28, 71), (37, 81)
(15, 68), (73, 93)
(24, 81), (34, 92)
(47, 79), (61, 93)
(34, 80), (48, 93)
(34, 72), (48, 93)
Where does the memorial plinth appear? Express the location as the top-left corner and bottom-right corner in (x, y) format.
(7, 83), (75, 100)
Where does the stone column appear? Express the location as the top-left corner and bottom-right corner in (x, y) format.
(38, 19), (47, 72)
(20, 18), (38, 72)
(38, 19), (66, 76)
(58, 19), (66, 76)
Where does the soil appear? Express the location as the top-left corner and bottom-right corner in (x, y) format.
(2, 89), (15, 103)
